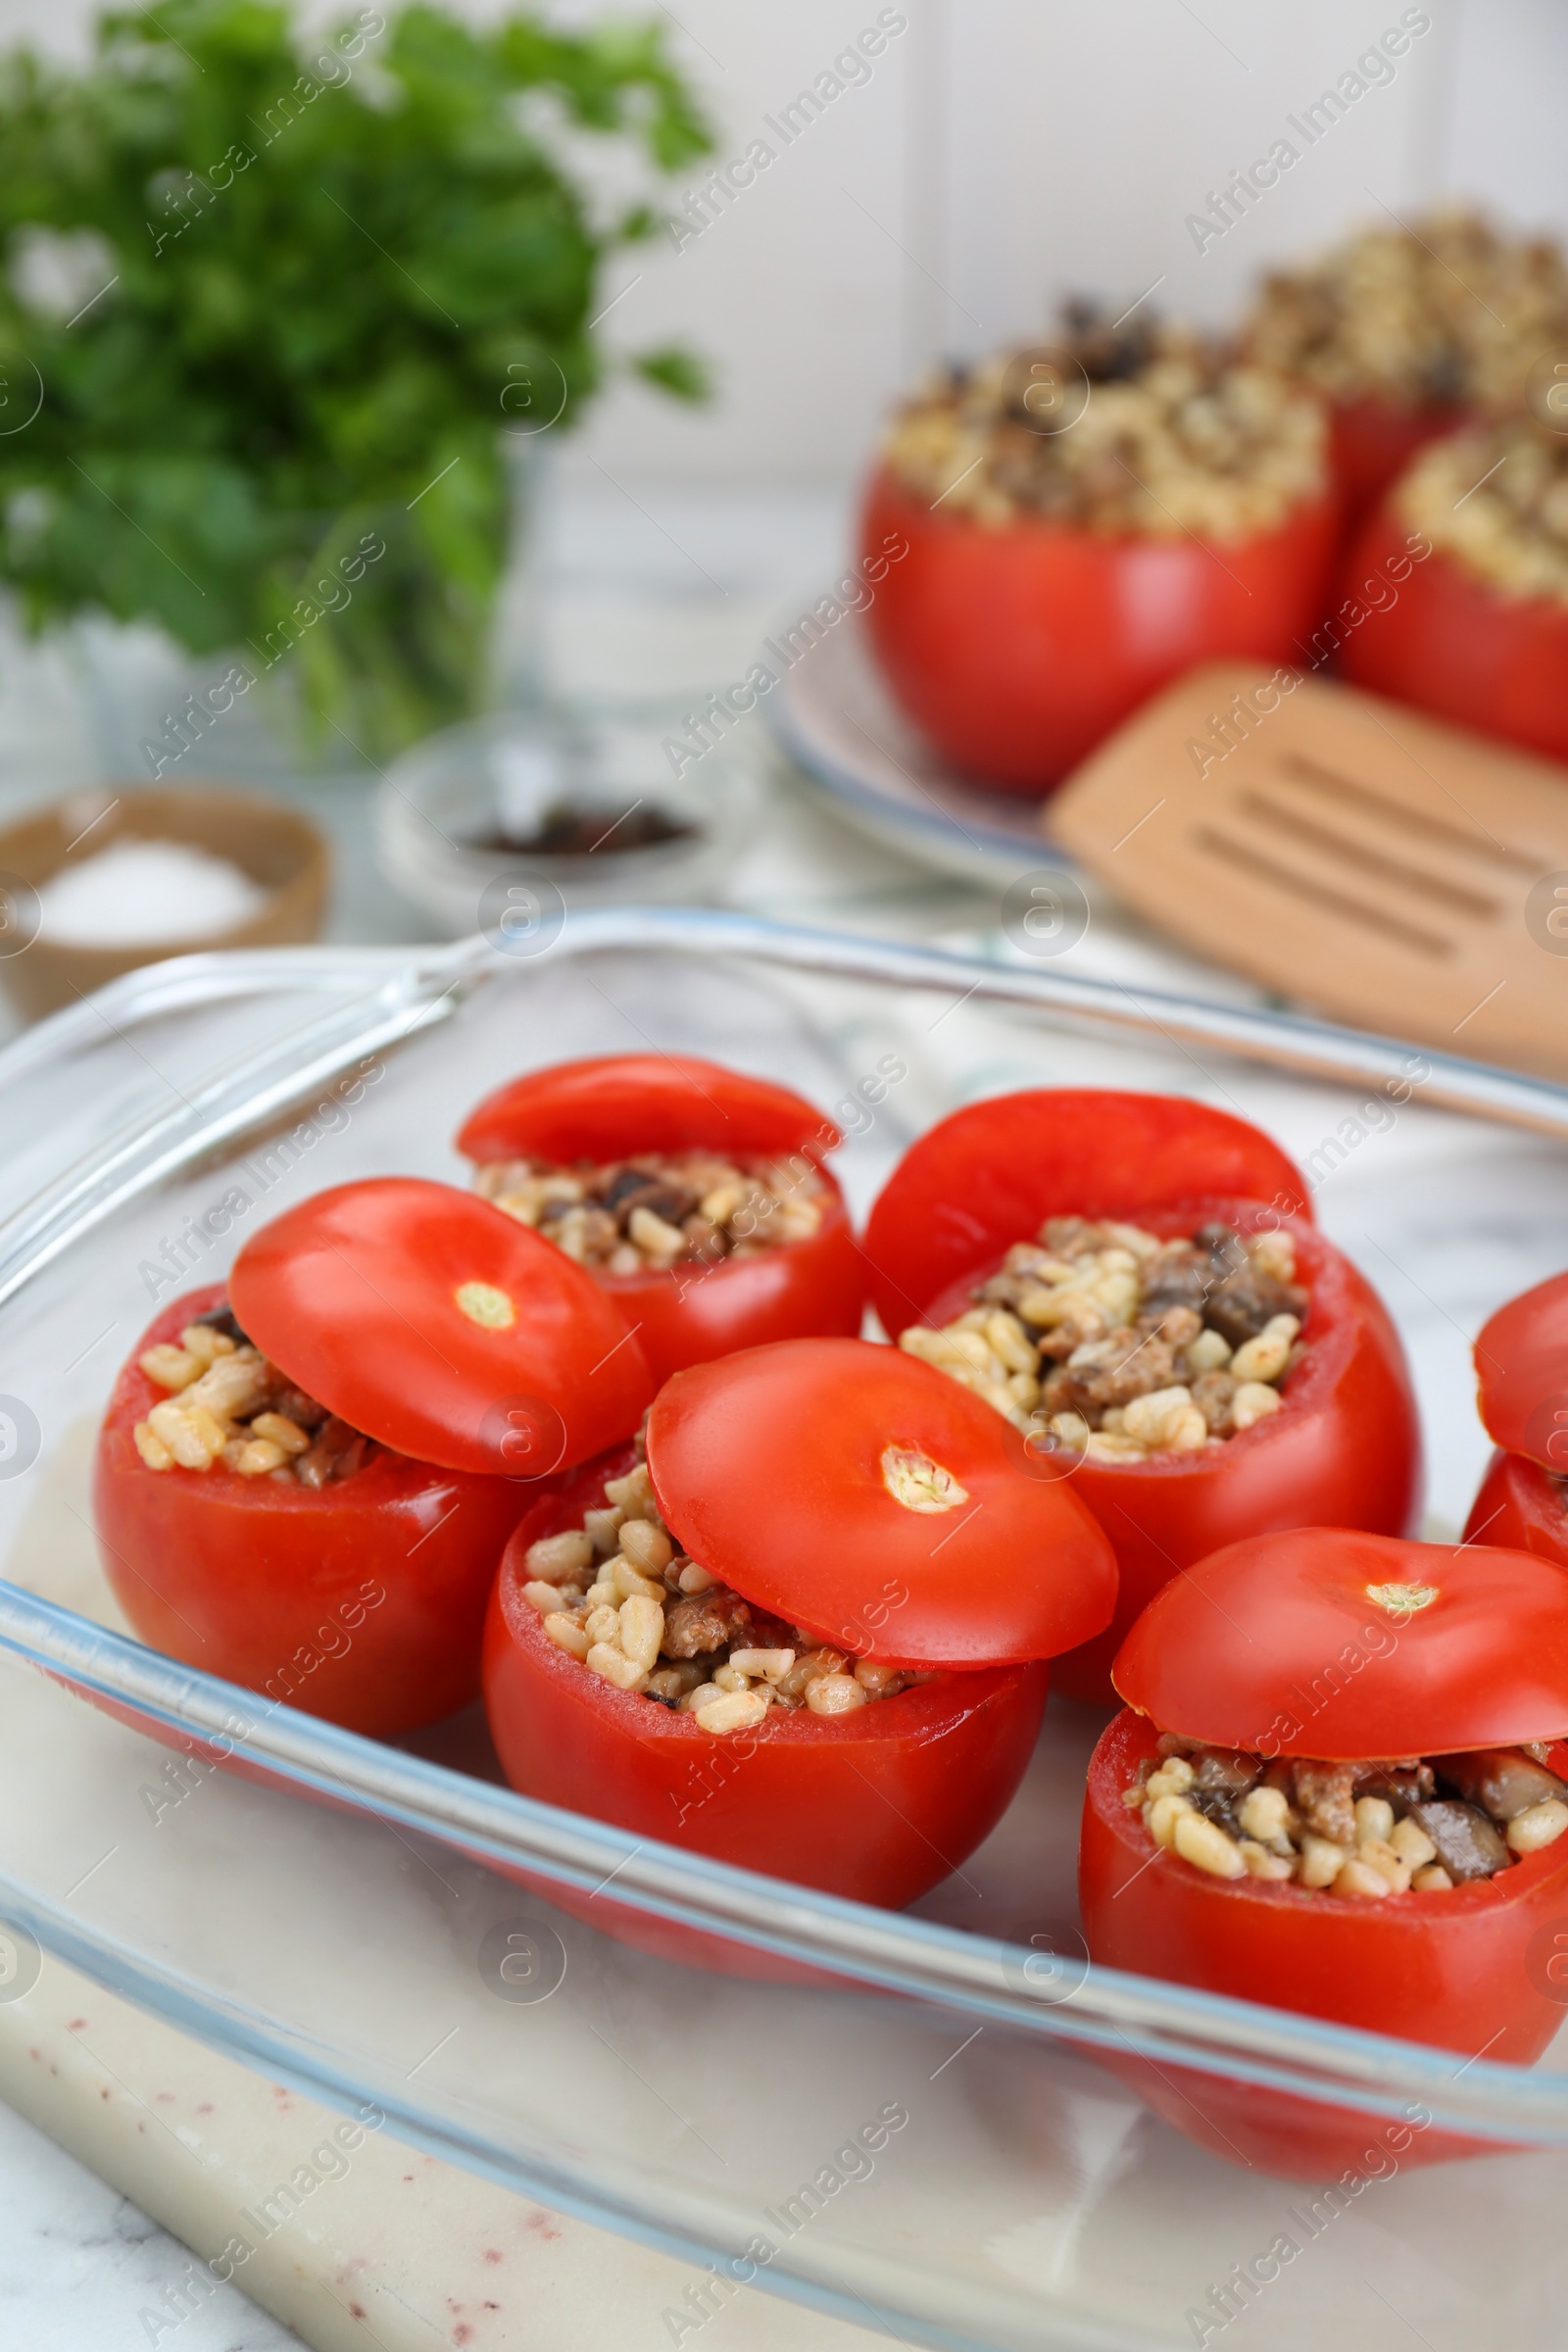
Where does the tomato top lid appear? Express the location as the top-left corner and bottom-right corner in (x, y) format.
(1474, 1271), (1568, 1469)
(861, 1088), (1311, 1337)
(457, 1054), (841, 1168)
(229, 1178), (656, 1477)
(1112, 1527), (1568, 1758)
(644, 1337), (1117, 1668)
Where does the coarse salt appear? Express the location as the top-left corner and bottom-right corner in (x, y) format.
(35, 838), (269, 947)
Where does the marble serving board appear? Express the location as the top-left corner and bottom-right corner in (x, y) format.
(0, 1417), (884, 2352)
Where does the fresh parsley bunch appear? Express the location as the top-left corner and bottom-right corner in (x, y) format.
(0, 0), (710, 760)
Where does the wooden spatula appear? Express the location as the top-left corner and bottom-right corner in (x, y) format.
(1048, 662), (1568, 1080)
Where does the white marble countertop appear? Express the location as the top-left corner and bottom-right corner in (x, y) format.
(0, 2099), (298, 2351)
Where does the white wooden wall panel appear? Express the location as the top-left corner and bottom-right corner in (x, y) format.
(939, 0), (1453, 347)
(8, 0), (1568, 487)
(558, 2), (917, 490)
(1446, 0), (1568, 224)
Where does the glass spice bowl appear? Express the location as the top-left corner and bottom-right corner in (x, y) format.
(373, 710), (756, 935)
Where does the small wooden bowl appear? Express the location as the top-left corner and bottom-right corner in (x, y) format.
(0, 785), (331, 1023)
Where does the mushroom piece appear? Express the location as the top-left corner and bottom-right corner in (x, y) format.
(1432, 1748), (1568, 1824)
(1404, 1799), (1510, 1882)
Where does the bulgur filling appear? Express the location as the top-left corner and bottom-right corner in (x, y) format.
(1128, 1733), (1568, 1897)
(472, 1151), (824, 1274)
(902, 1217), (1306, 1461)
(881, 315), (1325, 540)
(1396, 417), (1568, 605)
(132, 1305), (375, 1486)
(519, 1446), (935, 1736)
(1247, 208), (1568, 414)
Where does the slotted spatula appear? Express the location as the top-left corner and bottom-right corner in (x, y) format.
(1048, 662), (1568, 1080)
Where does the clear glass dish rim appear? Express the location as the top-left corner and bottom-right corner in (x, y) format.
(5, 910), (1568, 2154)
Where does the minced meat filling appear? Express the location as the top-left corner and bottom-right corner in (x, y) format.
(880, 316), (1325, 540)
(902, 1217), (1306, 1460)
(1246, 208), (1568, 416)
(1396, 416), (1568, 607)
(1130, 1732), (1568, 1896)
(519, 1446), (934, 1736)
(473, 1150), (824, 1274)
(133, 1305), (373, 1486)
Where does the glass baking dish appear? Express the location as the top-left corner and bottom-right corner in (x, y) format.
(4, 908), (1568, 2352)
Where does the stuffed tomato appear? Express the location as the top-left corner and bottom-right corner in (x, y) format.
(1464, 1267), (1568, 1567)
(1339, 417), (1568, 763)
(483, 1337), (1116, 1908)
(1323, 395), (1463, 523)
(94, 1178), (655, 1735)
(458, 1053), (869, 1385)
(1081, 1528), (1568, 2176)
(860, 318), (1336, 790)
(1244, 209), (1568, 522)
(862, 1089), (1422, 1703)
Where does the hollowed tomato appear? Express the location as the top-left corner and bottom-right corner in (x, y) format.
(457, 1054), (867, 1386)
(1339, 505), (1568, 764)
(486, 1449), (1049, 1911)
(1463, 1268), (1568, 1569)
(483, 1339), (1115, 1917)
(863, 1090), (1422, 1701)
(1082, 1529), (1568, 2176)
(858, 467), (1340, 792)
(95, 1287), (528, 1736)
(93, 1180), (655, 1736)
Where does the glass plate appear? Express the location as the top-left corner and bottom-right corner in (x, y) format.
(4, 909), (1568, 2352)
(767, 612), (1060, 889)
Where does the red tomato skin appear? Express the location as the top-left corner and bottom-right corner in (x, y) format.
(1081, 1710), (1568, 2175)
(592, 1171), (865, 1385)
(459, 1055), (866, 1383)
(482, 1448), (1049, 1908)
(1338, 506), (1568, 764)
(647, 1338), (1117, 1669)
(458, 1053), (840, 1165)
(859, 468), (1340, 792)
(1465, 1449), (1568, 1568)
(862, 1089), (1312, 1346)
(917, 1204), (1422, 1703)
(1471, 1268), (1568, 1466)
(1328, 396), (1465, 523)
(94, 1289), (526, 1736)
(1114, 1528), (1568, 1759)
(229, 1178), (655, 1477)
